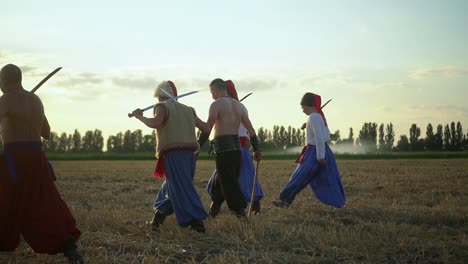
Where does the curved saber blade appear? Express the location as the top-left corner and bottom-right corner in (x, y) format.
(239, 92), (253, 102)
(128, 91), (198, 118)
(248, 161), (260, 217)
(321, 99), (332, 110)
(31, 67), (62, 94)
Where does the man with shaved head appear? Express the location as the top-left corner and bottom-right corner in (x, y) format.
(0, 64), (83, 263)
(197, 78), (262, 218)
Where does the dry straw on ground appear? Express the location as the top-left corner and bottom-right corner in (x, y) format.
(1, 159), (467, 263)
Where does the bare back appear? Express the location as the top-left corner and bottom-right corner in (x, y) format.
(0, 89), (47, 144)
(209, 97), (244, 136)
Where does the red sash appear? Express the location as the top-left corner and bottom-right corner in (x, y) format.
(153, 145), (198, 179)
(240, 137), (248, 147)
(295, 144), (311, 164)
(153, 157), (166, 179)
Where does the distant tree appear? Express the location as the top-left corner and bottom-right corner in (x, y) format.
(443, 124), (451, 151)
(287, 126), (293, 145)
(378, 124), (385, 150)
(132, 129), (143, 152)
(342, 127), (354, 145)
(112, 132), (124, 152)
(140, 133), (155, 152)
(123, 130), (136, 152)
(425, 123), (436, 150)
(257, 127), (268, 145)
(358, 122), (378, 151)
(330, 130), (341, 143)
(396, 135), (410, 151)
(278, 126), (289, 149)
(93, 129), (104, 152)
(57, 132), (70, 153)
(455, 122), (464, 150)
(450, 122), (457, 150)
(464, 129), (468, 150)
(434, 124), (444, 151)
(272, 125), (280, 149)
(71, 129), (82, 152)
(290, 127), (297, 145)
(81, 130), (94, 152)
(384, 123), (395, 151)
(107, 136), (115, 152)
(295, 128), (305, 146)
(271, 125), (288, 149)
(44, 131), (59, 152)
(267, 130), (273, 144)
(409, 123), (423, 151)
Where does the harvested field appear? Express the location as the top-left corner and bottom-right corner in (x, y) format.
(1, 159), (467, 263)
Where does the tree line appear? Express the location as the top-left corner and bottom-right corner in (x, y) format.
(336, 121), (467, 151)
(3, 121), (464, 153)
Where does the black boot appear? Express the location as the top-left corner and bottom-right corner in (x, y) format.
(150, 211), (166, 231)
(234, 209), (247, 218)
(63, 238), (84, 264)
(190, 219), (206, 233)
(209, 201), (222, 219)
(252, 200), (261, 215)
(272, 199), (290, 208)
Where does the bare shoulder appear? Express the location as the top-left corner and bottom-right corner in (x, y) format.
(155, 103), (167, 112)
(210, 99), (221, 109)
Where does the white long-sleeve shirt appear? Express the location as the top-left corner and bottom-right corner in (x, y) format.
(306, 112), (331, 160)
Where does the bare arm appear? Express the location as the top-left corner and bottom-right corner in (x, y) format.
(204, 102), (218, 135)
(132, 105), (166, 129)
(195, 113), (209, 133)
(240, 106), (261, 161)
(41, 115), (51, 139)
(240, 107), (256, 137)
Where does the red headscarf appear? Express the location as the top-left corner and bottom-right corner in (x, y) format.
(167, 80), (178, 97)
(312, 93), (327, 127)
(301, 92), (327, 126)
(225, 80), (239, 101)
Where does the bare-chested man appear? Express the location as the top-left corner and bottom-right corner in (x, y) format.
(0, 64), (83, 263)
(197, 78), (261, 218)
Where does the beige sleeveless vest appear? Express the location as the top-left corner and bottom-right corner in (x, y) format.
(155, 101), (198, 158)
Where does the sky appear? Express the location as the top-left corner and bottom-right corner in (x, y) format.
(1, 0), (467, 143)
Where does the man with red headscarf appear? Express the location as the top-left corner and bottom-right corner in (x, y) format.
(197, 78), (261, 218)
(206, 80), (264, 217)
(0, 64), (83, 263)
(272, 92), (346, 208)
(132, 80), (208, 232)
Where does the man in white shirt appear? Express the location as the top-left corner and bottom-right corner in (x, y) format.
(272, 92), (346, 208)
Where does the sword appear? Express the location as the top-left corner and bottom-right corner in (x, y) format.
(29, 67), (62, 182)
(31, 67), (62, 94)
(247, 160), (260, 217)
(321, 99), (332, 110)
(128, 91), (198, 118)
(239, 92), (252, 102)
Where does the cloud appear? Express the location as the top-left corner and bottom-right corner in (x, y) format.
(20, 65), (38, 74)
(57, 72), (104, 87)
(299, 73), (406, 93)
(233, 79), (278, 91)
(112, 76), (156, 89)
(410, 66), (468, 80)
(405, 104), (468, 122)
